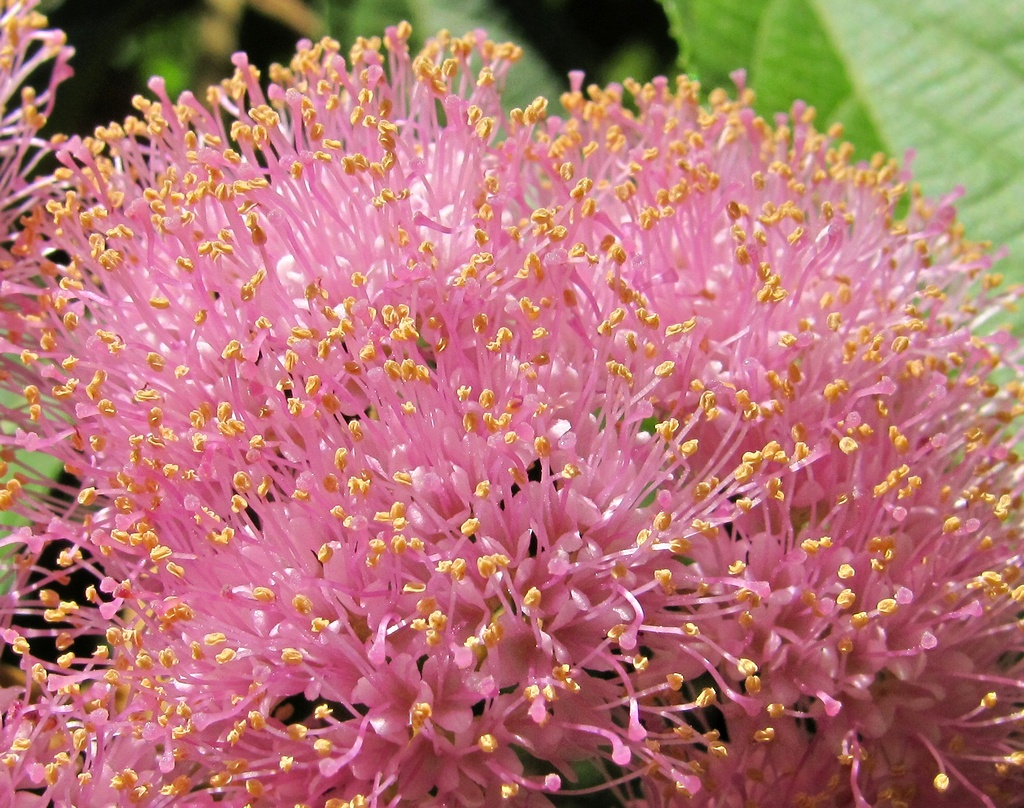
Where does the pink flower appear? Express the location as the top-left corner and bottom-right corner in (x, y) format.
(2, 20), (1023, 808)
(0, 2), (76, 804)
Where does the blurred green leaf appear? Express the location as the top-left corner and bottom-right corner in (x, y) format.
(676, 0), (769, 87)
(658, 0), (1024, 285)
(411, 0), (564, 110)
(130, 12), (200, 99)
(323, 0), (414, 44)
(656, 0), (691, 72)
(596, 40), (664, 86)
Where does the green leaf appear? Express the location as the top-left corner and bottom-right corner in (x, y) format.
(665, 0), (770, 87)
(751, 0), (886, 158)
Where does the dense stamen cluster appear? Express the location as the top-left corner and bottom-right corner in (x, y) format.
(0, 0), (74, 787)
(1, 11), (1023, 808)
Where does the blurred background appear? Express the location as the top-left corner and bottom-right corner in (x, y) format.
(42, 0), (678, 134)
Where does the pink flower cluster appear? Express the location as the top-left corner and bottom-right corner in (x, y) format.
(1, 5), (1023, 806)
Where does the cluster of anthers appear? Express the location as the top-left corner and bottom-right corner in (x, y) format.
(0, 6), (1023, 807)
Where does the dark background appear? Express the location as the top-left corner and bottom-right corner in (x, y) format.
(44, 0), (679, 138)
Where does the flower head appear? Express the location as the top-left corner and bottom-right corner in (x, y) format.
(2, 20), (1023, 807)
